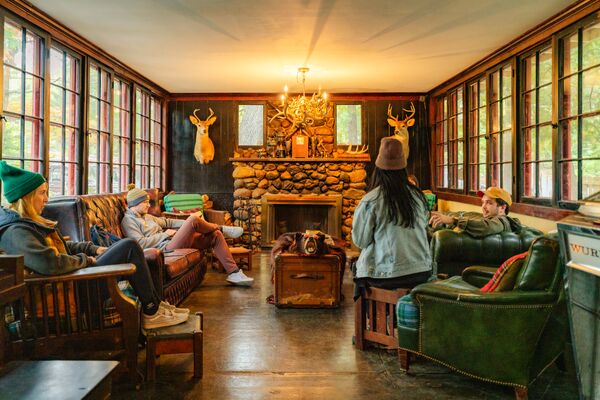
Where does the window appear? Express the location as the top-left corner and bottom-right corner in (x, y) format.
(238, 104), (264, 146)
(468, 78), (487, 192)
(135, 88), (163, 188)
(149, 96), (163, 188)
(87, 63), (111, 194)
(559, 22), (600, 201)
(112, 77), (131, 192)
(435, 87), (464, 189)
(521, 46), (553, 201)
(48, 45), (80, 197)
(2, 20), (44, 202)
(489, 64), (513, 194)
(335, 104), (362, 145)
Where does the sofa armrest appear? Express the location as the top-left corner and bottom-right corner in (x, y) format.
(143, 248), (165, 299)
(461, 266), (497, 288)
(25, 263), (136, 283)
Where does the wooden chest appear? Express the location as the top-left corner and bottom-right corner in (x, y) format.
(274, 254), (341, 308)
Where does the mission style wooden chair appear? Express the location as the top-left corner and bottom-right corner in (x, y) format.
(2, 254), (141, 385)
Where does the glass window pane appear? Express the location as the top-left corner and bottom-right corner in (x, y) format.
(539, 48), (552, 85)
(50, 85), (63, 123)
(101, 70), (110, 101)
(65, 92), (78, 127)
(582, 115), (600, 158)
(65, 162), (77, 195)
(502, 97), (512, 129)
(538, 84), (552, 123)
(3, 22), (22, 68)
(25, 32), (41, 75)
(502, 163), (512, 193)
(502, 66), (512, 98)
(23, 119), (41, 160)
(65, 55), (77, 91)
(100, 101), (110, 132)
(3, 66), (22, 114)
(88, 132), (98, 161)
(564, 33), (579, 77)
(48, 162), (63, 197)
(49, 48), (63, 86)
(491, 72), (499, 103)
(539, 161), (553, 198)
(24, 75), (42, 117)
(479, 108), (486, 134)
(582, 66), (600, 114)
(49, 125), (62, 160)
(539, 125), (553, 161)
(2, 116), (21, 158)
(583, 161), (600, 198)
(491, 102), (499, 132)
(479, 79), (487, 106)
(523, 162), (536, 197)
(502, 131), (512, 162)
(491, 134), (499, 163)
(65, 128), (77, 162)
(561, 161), (578, 200)
(478, 136), (486, 164)
(582, 23), (600, 69)
(88, 97), (98, 130)
(562, 76), (578, 118)
(89, 65), (99, 97)
(335, 104), (361, 146)
(88, 164), (97, 193)
(523, 91), (535, 126)
(523, 56), (535, 91)
(523, 128), (534, 162)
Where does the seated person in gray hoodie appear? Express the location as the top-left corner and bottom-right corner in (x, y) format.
(352, 138), (432, 299)
(0, 161), (188, 330)
(121, 186), (253, 286)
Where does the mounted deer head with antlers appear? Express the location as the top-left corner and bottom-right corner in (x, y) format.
(189, 108), (217, 165)
(387, 102), (415, 159)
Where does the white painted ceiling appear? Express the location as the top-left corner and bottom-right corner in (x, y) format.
(30, 0), (576, 93)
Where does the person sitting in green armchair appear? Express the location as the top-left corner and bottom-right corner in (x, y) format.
(428, 187), (522, 238)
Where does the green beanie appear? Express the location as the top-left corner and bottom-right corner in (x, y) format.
(0, 161), (46, 203)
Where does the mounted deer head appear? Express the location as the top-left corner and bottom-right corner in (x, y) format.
(387, 102), (416, 159)
(189, 108), (217, 165)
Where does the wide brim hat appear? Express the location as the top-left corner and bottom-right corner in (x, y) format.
(375, 137), (407, 170)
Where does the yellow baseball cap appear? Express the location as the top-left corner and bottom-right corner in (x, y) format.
(477, 187), (512, 206)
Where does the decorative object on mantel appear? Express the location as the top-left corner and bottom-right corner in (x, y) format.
(189, 108), (217, 165)
(387, 103), (415, 159)
(577, 190), (600, 218)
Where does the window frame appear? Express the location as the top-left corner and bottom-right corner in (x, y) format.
(466, 75), (488, 195)
(111, 75), (133, 192)
(236, 101), (266, 148)
(518, 42), (554, 206)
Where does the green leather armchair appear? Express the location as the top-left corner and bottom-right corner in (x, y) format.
(431, 225), (543, 277)
(398, 235), (568, 399)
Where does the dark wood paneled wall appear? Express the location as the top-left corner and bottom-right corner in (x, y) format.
(168, 97), (430, 212)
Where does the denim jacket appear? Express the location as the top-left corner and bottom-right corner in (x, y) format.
(352, 187), (432, 279)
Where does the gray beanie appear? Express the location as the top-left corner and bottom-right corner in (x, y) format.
(126, 184), (149, 207)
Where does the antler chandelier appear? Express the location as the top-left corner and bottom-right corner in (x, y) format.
(275, 67), (330, 132)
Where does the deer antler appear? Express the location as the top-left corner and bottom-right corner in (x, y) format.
(401, 103), (415, 122)
(387, 104), (399, 123)
(346, 144), (369, 154)
(207, 108), (215, 120)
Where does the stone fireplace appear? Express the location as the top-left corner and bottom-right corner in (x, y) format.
(261, 194), (342, 246)
(230, 157), (369, 248)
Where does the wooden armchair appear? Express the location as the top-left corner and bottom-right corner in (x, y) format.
(4, 255), (141, 385)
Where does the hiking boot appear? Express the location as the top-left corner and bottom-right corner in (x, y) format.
(142, 306), (188, 329)
(160, 301), (189, 314)
(226, 270), (254, 286)
(221, 225), (243, 239)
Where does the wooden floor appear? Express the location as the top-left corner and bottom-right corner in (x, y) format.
(113, 251), (578, 400)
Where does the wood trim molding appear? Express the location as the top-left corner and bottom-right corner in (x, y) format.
(0, 0), (168, 97)
(429, 0), (600, 97)
(436, 191), (575, 221)
(168, 93), (426, 102)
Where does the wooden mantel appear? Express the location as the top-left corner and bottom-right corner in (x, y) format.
(229, 156), (371, 163)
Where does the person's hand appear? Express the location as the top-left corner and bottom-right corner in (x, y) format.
(429, 211), (455, 228)
(88, 256), (97, 265)
(165, 229), (177, 237)
(96, 247), (108, 255)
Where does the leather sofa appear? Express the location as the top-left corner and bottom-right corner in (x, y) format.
(431, 225), (543, 277)
(398, 235), (568, 399)
(42, 189), (215, 306)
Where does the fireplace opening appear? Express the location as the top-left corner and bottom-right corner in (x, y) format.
(261, 194), (342, 246)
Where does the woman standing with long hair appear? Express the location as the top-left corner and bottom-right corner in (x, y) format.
(352, 138), (432, 296)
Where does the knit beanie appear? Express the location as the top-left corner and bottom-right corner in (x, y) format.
(126, 183), (149, 207)
(375, 137), (407, 170)
(0, 161), (46, 203)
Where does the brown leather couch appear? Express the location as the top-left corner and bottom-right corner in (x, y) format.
(42, 189), (219, 306)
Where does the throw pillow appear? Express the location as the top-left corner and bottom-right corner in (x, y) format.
(163, 193), (203, 213)
(480, 251), (528, 292)
(397, 293), (419, 329)
(90, 224), (121, 247)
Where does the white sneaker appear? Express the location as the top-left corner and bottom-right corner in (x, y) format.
(221, 225), (243, 239)
(143, 306), (188, 329)
(160, 300), (190, 314)
(226, 270), (254, 286)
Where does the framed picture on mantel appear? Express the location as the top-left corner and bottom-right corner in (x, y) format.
(292, 134), (309, 158)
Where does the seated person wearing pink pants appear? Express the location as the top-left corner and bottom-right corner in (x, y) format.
(121, 187), (253, 286)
